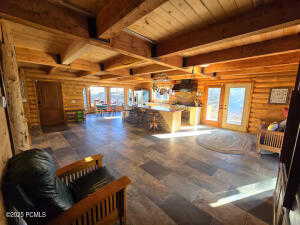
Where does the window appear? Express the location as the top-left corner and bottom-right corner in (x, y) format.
(153, 90), (170, 103)
(90, 87), (106, 106)
(128, 89), (134, 106)
(82, 88), (88, 110)
(110, 88), (124, 106)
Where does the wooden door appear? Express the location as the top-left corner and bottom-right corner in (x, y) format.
(203, 86), (224, 127)
(221, 83), (252, 132)
(37, 81), (64, 126)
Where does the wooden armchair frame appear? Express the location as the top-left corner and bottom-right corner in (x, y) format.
(46, 154), (131, 225)
(256, 120), (284, 154)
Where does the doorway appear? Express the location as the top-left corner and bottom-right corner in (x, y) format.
(203, 86), (223, 127)
(37, 81), (64, 126)
(203, 83), (251, 132)
(222, 83), (251, 131)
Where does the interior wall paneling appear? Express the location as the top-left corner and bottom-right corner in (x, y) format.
(198, 73), (296, 133)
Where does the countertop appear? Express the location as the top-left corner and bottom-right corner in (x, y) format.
(139, 106), (181, 112)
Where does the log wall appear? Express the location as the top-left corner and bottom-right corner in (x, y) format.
(23, 70), (133, 127)
(198, 73), (296, 133)
(0, 89), (12, 225)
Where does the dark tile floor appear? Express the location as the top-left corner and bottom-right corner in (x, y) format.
(31, 114), (279, 225)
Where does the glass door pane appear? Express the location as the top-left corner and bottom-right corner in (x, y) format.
(222, 83), (251, 132)
(206, 88), (221, 121)
(226, 88), (246, 125)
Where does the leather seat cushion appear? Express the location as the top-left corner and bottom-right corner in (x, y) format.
(70, 167), (115, 202)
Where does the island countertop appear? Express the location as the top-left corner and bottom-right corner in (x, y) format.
(139, 105), (182, 112)
(133, 106), (182, 133)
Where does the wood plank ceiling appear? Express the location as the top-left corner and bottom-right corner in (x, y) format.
(129, 0), (270, 42)
(1, 0), (300, 84)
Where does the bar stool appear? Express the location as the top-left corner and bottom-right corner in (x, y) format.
(148, 111), (159, 132)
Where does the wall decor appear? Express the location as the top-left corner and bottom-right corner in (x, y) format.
(269, 87), (290, 104)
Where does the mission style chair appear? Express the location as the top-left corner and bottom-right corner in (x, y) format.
(256, 119), (285, 154)
(49, 154), (131, 225)
(3, 150), (131, 225)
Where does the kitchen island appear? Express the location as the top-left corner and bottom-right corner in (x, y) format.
(147, 103), (201, 126)
(126, 106), (182, 133)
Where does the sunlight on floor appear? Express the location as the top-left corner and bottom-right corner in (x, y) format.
(153, 130), (212, 139)
(209, 178), (276, 207)
(180, 125), (210, 130)
(103, 116), (122, 120)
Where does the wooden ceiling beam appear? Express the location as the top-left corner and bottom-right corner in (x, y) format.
(152, 64), (298, 80)
(16, 47), (68, 68)
(132, 64), (175, 76)
(77, 71), (109, 77)
(108, 32), (201, 75)
(156, 0), (300, 57)
(16, 47), (100, 72)
(217, 64), (298, 76)
(47, 66), (58, 75)
(61, 41), (91, 65)
(98, 74), (120, 80)
(0, 0), (204, 76)
(204, 52), (300, 73)
(0, 0), (90, 39)
(103, 55), (144, 71)
(186, 35), (300, 67)
(23, 68), (134, 85)
(114, 75), (152, 82)
(96, 0), (168, 39)
(16, 47), (133, 77)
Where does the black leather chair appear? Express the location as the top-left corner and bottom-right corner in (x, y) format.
(3, 149), (130, 225)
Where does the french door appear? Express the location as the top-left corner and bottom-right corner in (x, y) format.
(204, 83), (252, 131)
(221, 83), (251, 132)
(203, 86), (223, 127)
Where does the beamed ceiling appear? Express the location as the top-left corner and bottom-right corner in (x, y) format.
(0, 0), (299, 85)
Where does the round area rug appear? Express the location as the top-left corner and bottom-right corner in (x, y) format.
(196, 128), (256, 155)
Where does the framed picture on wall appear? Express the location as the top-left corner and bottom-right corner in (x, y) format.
(269, 87), (290, 104)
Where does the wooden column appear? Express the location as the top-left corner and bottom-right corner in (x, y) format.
(86, 87), (91, 113)
(106, 87), (111, 104)
(0, 20), (30, 152)
(0, 71), (12, 225)
(124, 88), (128, 105)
